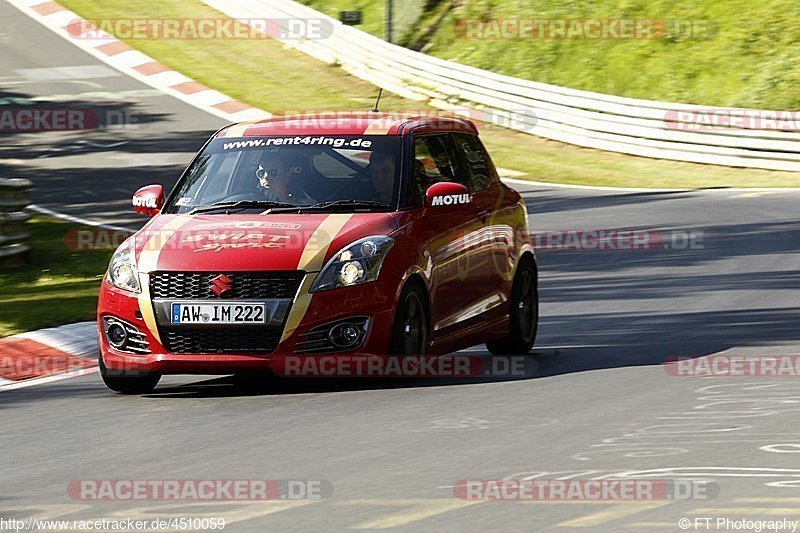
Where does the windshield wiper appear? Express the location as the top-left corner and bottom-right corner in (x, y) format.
(300, 200), (392, 211)
(189, 200), (298, 215)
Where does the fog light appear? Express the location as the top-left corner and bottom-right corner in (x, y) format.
(329, 322), (360, 348)
(107, 322), (128, 349)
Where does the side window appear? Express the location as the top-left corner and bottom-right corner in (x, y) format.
(406, 135), (463, 208)
(452, 133), (494, 192)
(413, 135), (460, 183)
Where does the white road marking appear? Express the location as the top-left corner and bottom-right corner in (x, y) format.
(760, 444), (800, 453)
(14, 65), (120, 81)
(28, 204), (133, 232)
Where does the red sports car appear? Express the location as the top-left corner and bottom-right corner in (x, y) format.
(97, 113), (538, 393)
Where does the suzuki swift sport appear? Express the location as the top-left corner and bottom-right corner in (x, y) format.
(97, 113), (538, 393)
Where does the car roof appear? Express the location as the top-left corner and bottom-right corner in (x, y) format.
(215, 112), (479, 138)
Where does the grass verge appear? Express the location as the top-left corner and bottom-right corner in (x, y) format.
(59, 0), (800, 187)
(0, 218), (112, 337)
(302, 0), (800, 110)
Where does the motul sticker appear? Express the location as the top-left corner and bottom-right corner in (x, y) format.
(431, 194), (471, 206)
(133, 196), (158, 208)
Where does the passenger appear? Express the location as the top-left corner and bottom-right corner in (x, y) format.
(365, 152), (395, 204)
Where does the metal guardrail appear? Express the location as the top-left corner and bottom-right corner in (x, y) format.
(0, 178), (33, 266)
(205, 0), (800, 173)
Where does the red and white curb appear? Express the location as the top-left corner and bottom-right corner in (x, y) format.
(0, 322), (98, 391)
(7, 0), (270, 123)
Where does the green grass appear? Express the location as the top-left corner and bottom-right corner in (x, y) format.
(58, 0), (800, 187)
(0, 218), (113, 337)
(297, 0), (444, 48)
(303, 0), (800, 109)
(301, 0), (385, 38)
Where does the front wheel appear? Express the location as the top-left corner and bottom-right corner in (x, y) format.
(487, 258), (538, 355)
(99, 352), (161, 394)
(389, 283), (429, 355)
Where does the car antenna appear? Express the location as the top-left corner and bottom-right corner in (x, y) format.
(371, 88), (383, 113)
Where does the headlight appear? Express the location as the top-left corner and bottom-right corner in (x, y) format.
(107, 236), (141, 293)
(311, 235), (394, 292)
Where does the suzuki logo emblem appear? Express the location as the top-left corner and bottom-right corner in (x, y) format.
(210, 274), (233, 297)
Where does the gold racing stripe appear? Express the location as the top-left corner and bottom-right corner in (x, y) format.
(363, 117), (395, 135)
(136, 215), (192, 345)
(280, 214), (353, 343)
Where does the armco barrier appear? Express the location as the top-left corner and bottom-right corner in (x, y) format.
(0, 178), (33, 266)
(204, 0), (800, 173)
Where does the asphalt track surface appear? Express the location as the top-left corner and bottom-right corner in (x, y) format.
(3, 2), (800, 531)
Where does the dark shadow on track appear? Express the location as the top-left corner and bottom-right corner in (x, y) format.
(521, 189), (695, 215)
(141, 353), (544, 398)
(536, 220), (800, 275)
(0, 87), (217, 227)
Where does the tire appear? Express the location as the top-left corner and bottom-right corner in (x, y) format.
(98, 351), (161, 394)
(389, 283), (429, 355)
(487, 257), (538, 355)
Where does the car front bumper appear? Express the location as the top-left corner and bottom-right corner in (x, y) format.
(98, 274), (399, 375)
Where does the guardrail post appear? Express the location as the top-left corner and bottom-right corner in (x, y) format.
(385, 0), (393, 43)
(0, 178), (33, 268)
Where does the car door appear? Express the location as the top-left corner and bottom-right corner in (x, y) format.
(410, 133), (489, 343)
(450, 132), (513, 325)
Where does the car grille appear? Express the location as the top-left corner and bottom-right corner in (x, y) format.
(149, 271), (304, 300)
(161, 327), (282, 354)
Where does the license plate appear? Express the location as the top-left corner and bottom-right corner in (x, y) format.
(171, 302), (266, 325)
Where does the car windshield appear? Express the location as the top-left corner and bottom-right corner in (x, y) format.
(164, 135), (402, 214)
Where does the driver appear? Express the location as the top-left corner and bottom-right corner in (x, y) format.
(256, 157), (312, 204)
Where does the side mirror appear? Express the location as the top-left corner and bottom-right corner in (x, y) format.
(425, 182), (471, 208)
(132, 185), (164, 217)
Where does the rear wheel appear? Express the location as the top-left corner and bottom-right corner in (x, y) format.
(99, 352), (161, 394)
(487, 258), (538, 355)
(389, 283), (428, 355)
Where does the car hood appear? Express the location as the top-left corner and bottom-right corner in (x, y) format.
(133, 213), (399, 273)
